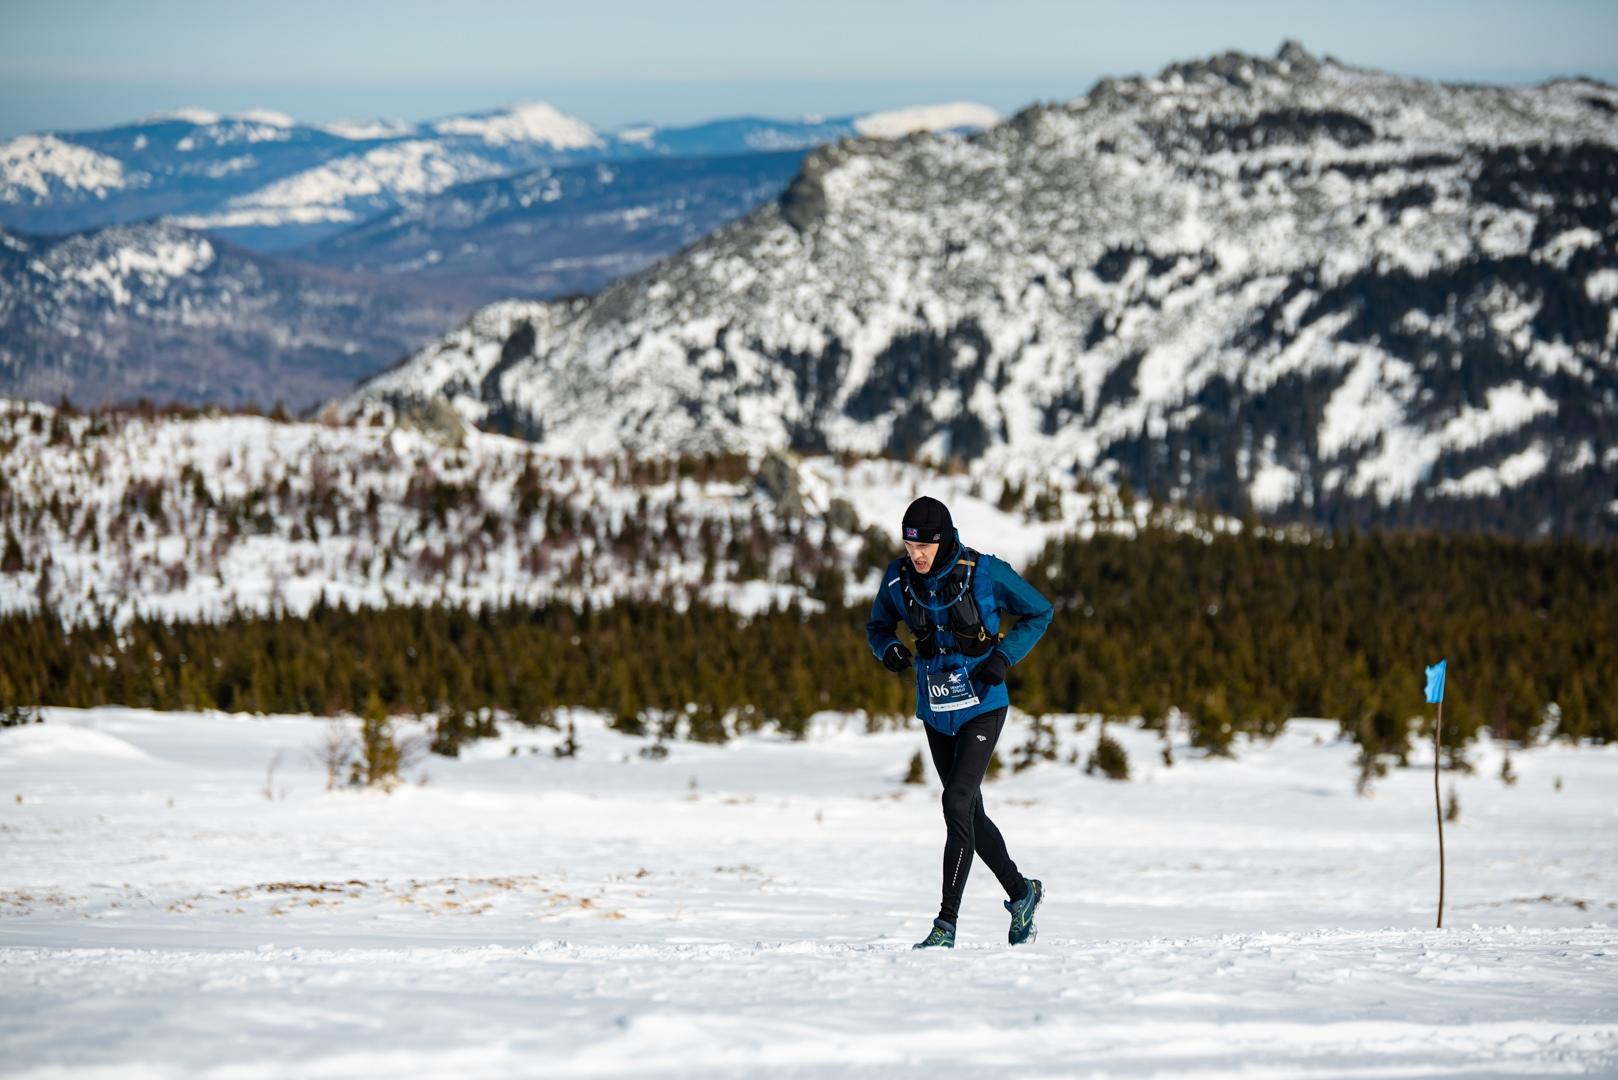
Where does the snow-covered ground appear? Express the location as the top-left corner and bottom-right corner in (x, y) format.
(3, 708), (1614, 1077)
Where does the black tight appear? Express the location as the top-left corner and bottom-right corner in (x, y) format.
(924, 706), (1024, 925)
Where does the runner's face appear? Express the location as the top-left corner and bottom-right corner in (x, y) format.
(904, 540), (939, 572)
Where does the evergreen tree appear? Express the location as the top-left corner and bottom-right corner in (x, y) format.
(356, 689), (402, 787)
(1087, 731), (1130, 780)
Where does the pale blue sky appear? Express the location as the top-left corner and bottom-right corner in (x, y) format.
(3, 0), (1616, 136)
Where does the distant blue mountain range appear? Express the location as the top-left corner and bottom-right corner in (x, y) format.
(0, 100), (1000, 408)
(0, 102), (1000, 249)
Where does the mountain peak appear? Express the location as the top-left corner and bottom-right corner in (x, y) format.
(138, 107), (222, 127)
(429, 102), (602, 149)
(1152, 39), (1334, 89)
(851, 102), (1001, 139)
(1275, 38), (1318, 69)
(230, 109), (295, 128)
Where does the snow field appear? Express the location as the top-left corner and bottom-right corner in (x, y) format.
(2, 707), (1615, 1077)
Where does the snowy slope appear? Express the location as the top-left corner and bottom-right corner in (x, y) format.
(0, 398), (1157, 628)
(341, 42), (1618, 538)
(0, 135), (137, 203)
(168, 139), (515, 230)
(2, 706), (1614, 1077)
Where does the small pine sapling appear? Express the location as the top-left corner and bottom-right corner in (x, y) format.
(1087, 731), (1131, 781)
(354, 689), (402, 789)
(903, 750), (927, 785)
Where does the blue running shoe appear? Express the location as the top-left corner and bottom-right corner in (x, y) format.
(913, 918), (956, 949)
(1004, 877), (1043, 945)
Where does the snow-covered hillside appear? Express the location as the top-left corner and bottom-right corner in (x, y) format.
(0, 135), (136, 203)
(343, 42), (1618, 538)
(2, 707), (1614, 1077)
(0, 399), (1152, 628)
(168, 139), (516, 230)
(0, 226), (465, 410)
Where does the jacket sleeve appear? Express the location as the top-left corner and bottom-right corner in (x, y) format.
(987, 556), (1053, 667)
(865, 564), (904, 662)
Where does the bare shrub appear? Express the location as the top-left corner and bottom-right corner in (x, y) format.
(310, 718), (358, 791)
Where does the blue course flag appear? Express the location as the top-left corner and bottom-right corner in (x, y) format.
(1424, 660), (1447, 705)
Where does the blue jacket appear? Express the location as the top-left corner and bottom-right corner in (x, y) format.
(865, 529), (1054, 734)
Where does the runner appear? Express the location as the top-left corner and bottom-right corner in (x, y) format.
(865, 495), (1055, 948)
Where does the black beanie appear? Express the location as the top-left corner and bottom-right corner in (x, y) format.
(902, 496), (953, 546)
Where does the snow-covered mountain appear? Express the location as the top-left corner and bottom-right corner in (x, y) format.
(297, 149), (812, 306)
(341, 43), (1618, 538)
(0, 222), (464, 409)
(0, 103), (1001, 250)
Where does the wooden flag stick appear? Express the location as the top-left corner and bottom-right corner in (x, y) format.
(1434, 698), (1445, 930)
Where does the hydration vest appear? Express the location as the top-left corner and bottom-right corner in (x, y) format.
(898, 546), (1002, 659)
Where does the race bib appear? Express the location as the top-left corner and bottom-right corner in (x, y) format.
(924, 666), (981, 713)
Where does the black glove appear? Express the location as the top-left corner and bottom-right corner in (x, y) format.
(882, 642), (913, 672)
(973, 650), (1010, 687)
